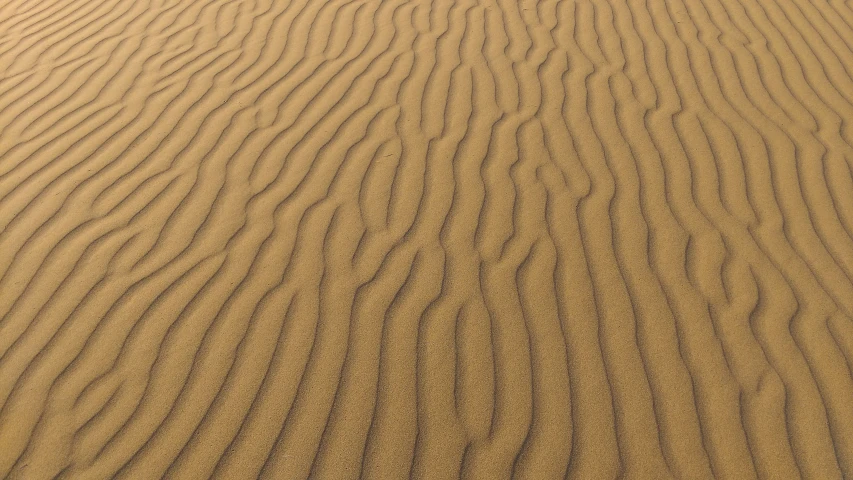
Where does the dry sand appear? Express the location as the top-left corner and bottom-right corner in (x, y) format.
(1, 0), (853, 477)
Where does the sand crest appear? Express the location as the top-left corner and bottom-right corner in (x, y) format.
(1, 0), (853, 477)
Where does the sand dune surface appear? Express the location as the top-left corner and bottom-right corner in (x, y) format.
(1, 0), (853, 477)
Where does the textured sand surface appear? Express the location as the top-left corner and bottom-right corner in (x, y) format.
(2, 0), (853, 477)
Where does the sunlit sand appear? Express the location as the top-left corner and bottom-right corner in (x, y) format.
(1, 0), (853, 477)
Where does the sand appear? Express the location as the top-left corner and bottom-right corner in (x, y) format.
(1, 0), (852, 477)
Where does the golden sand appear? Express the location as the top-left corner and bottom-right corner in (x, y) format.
(1, 0), (853, 477)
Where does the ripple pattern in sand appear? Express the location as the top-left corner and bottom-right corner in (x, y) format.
(1, 0), (853, 477)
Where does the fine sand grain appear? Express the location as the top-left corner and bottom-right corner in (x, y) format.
(1, 0), (853, 477)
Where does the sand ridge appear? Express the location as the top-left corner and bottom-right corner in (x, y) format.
(1, 0), (853, 477)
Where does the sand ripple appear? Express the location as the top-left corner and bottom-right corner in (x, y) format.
(1, 0), (853, 477)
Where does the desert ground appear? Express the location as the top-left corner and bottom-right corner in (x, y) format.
(1, 0), (853, 477)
